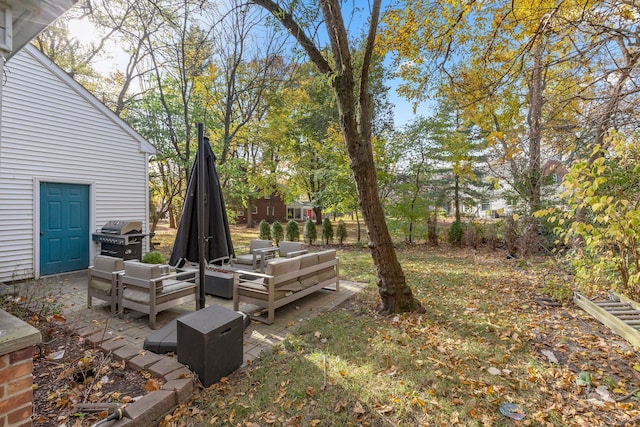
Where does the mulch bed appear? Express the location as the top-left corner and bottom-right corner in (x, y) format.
(29, 314), (153, 426)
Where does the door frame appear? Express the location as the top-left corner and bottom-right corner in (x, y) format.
(34, 178), (95, 278)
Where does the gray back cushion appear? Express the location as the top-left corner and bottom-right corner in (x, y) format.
(280, 241), (305, 257)
(250, 239), (272, 252)
(124, 261), (165, 280)
(94, 255), (124, 272)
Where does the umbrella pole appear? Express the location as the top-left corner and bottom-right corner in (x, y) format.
(197, 123), (206, 310)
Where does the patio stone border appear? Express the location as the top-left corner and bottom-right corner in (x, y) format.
(78, 327), (196, 427)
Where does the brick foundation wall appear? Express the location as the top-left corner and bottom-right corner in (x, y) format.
(0, 310), (41, 427)
(0, 347), (35, 427)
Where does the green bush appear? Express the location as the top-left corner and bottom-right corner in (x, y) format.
(259, 219), (271, 240)
(448, 220), (464, 247)
(142, 250), (165, 264)
(304, 220), (317, 245)
(286, 220), (300, 241)
(321, 218), (334, 244)
(271, 220), (284, 246)
(336, 220), (348, 244)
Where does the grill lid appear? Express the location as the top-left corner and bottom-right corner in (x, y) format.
(101, 220), (142, 235)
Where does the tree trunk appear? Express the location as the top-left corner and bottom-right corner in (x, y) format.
(314, 207), (323, 225)
(246, 198), (254, 228)
(254, 0), (422, 314)
(524, 35), (545, 253)
(169, 207), (177, 229)
(454, 174), (461, 222)
(528, 37), (544, 218)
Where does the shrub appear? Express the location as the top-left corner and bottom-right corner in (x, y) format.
(142, 250), (165, 264)
(336, 220), (348, 244)
(464, 222), (480, 249)
(259, 219), (271, 240)
(285, 220), (300, 241)
(271, 220), (284, 246)
(485, 223), (498, 250)
(304, 220), (317, 245)
(503, 216), (520, 256)
(321, 218), (334, 244)
(448, 220), (464, 247)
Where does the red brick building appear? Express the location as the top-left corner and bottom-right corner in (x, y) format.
(235, 196), (314, 225)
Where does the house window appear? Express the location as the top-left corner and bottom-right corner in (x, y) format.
(552, 174), (561, 184)
(252, 206), (258, 215)
(287, 207), (303, 220)
(481, 201), (491, 211)
(0, 6), (11, 52)
(236, 207), (245, 216)
(267, 206), (275, 216)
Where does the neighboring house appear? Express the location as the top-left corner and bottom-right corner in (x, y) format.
(473, 159), (568, 219)
(0, 44), (156, 282)
(236, 196), (314, 225)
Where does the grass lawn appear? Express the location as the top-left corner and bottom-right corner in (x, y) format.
(156, 221), (640, 426)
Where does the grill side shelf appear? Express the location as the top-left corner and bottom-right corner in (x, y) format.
(574, 292), (640, 349)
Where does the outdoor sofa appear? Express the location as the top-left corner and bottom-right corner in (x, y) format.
(233, 249), (339, 324)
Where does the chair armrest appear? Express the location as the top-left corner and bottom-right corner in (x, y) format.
(255, 247), (279, 256)
(233, 270), (272, 280)
(255, 248), (279, 273)
(286, 249), (308, 258)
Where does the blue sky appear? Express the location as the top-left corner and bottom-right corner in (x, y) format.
(68, 0), (430, 127)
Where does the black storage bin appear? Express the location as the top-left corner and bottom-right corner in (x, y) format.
(177, 305), (243, 387)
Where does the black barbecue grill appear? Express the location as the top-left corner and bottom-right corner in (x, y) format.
(92, 220), (147, 260)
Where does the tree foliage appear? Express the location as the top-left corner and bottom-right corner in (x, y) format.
(321, 218), (334, 245)
(303, 219), (317, 245)
(259, 219), (272, 240)
(540, 133), (640, 300)
(271, 220), (284, 246)
(286, 220), (300, 242)
(336, 220), (348, 244)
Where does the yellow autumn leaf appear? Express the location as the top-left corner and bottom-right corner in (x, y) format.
(144, 379), (161, 392)
(263, 412), (277, 424)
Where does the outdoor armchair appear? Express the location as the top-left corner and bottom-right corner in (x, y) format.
(118, 260), (197, 329)
(277, 241), (308, 258)
(231, 239), (276, 272)
(87, 255), (125, 315)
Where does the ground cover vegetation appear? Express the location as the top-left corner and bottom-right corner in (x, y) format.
(160, 244), (640, 426)
(133, 221), (640, 426)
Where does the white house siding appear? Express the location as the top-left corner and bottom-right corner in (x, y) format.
(0, 45), (155, 282)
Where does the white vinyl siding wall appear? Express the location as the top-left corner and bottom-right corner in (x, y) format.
(0, 46), (153, 282)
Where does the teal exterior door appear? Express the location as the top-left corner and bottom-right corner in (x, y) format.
(40, 182), (90, 275)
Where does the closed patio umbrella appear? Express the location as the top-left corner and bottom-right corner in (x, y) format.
(169, 126), (234, 308)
